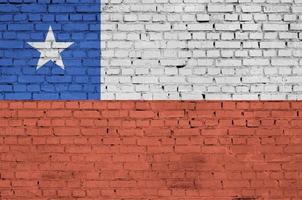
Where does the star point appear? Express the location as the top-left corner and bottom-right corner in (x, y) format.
(27, 25), (74, 70)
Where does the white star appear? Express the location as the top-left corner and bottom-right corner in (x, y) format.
(27, 26), (74, 70)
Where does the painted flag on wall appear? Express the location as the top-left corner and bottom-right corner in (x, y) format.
(1, 0), (302, 200)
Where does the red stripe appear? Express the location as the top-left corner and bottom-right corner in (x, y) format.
(0, 101), (301, 199)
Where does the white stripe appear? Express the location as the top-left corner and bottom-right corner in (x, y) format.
(101, 2), (302, 100)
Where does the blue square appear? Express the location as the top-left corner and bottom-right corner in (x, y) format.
(0, 0), (100, 100)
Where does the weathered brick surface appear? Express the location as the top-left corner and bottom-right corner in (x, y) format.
(0, 101), (302, 199)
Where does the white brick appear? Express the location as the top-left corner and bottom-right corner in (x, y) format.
(240, 14), (253, 21)
(290, 23), (302, 30)
(235, 86), (249, 93)
(264, 67), (277, 75)
(187, 24), (213, 31)
(243, 41), (259, 48)
(261, 93), (287, 100)
(232, 94), (259, 100)
(160, 59), (186, 67)
(288, 42), (302, 48)
(208, 4), (234, 12)
(253, 14), (267, 21)
(284, 14), (297, 21)
(164, 67), (178, 75)
(118, 24), (144, 31)
(279, 67), (292, 75)
(292, 6), (302, 13)
(221, 50), (234, 58)
(146, 24), (171, 31)
(268, 14), (282, 21)
(260, 42), (286, 49)
(216, 59), (241, 66)
(181, 93), (205, 100)
(192, 32), (206, 40)
(188, 41), (213, 48)
(196, 14), (210, 22)
(188, 76), (213, 83)
(124, 14), (137, 21)
(271, 59), (298, 66)
(263, 23), (288, 31)
(197, 59), (214, 66)
(130, 5), (156, 12)
(132, 76), (158, 83)
(107, 41), (132, 49)
(116, 93), (141, 100)
(215, 41), (241, 49)
(142, 50), (161, 58)
(225, 14), (239, 21)
(243, 59), (270, 66)
(178, 32), (191, 40)
(285, 76), (302, 83)
(242, 23), (260, 31)
(264, 5), (289, 13)
(159, 76), (186, 83)
(215, 23), (240, 31)
(182, 14), (195, 22)
(205, 94), (232, 100)
(184, 5), (205, 12)
(221, 33), (234, 40)
(215, 77), (241, 84)
(111, 59), (131, 66)
(134, 41), (162, 49)
(167, 41), (186, 48)
(279, 32), (298, 39)
(221, 86), (235, 93)
(242, 76), (269, 83)
(241, 5), (261, 12)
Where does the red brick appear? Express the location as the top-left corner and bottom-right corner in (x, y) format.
(228, 128), (255, 136)
(53, 127), (80, 136)
(137, 138), (161, 146)
(0, 110), (16, 117)
(202, 146), (227, 153)
(81, 128), (107, 135)
(46, 110), (72, 117)
(222, 102), (236, 109)
(9, 102), (23, 109)
(202, 129), (227, 135)
(187, 110), (215, 118)
(0, 180), (10, 188)
(74, 110), (100, 118)
(18, 110), (44, 118)
(175, 145), (200, 153)
(263, 102), (290, 110)
(173, 128), (200, 136)
(256, 129), (283, 135)
(159, 110), (185, 118)
(51, 102), (65, 109)
(129, 110), (155, 118)
(196, 102), (221, 110)
(272, 111), (298, 118)
(124, 162), (150, 170)
(147, 146), (173, 153)
(216, 110), (243, 118)
(101, 110), (128, 118)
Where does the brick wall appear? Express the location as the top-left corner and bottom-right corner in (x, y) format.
(0, 101), (301, 199)
(101, 1), (302, 100)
